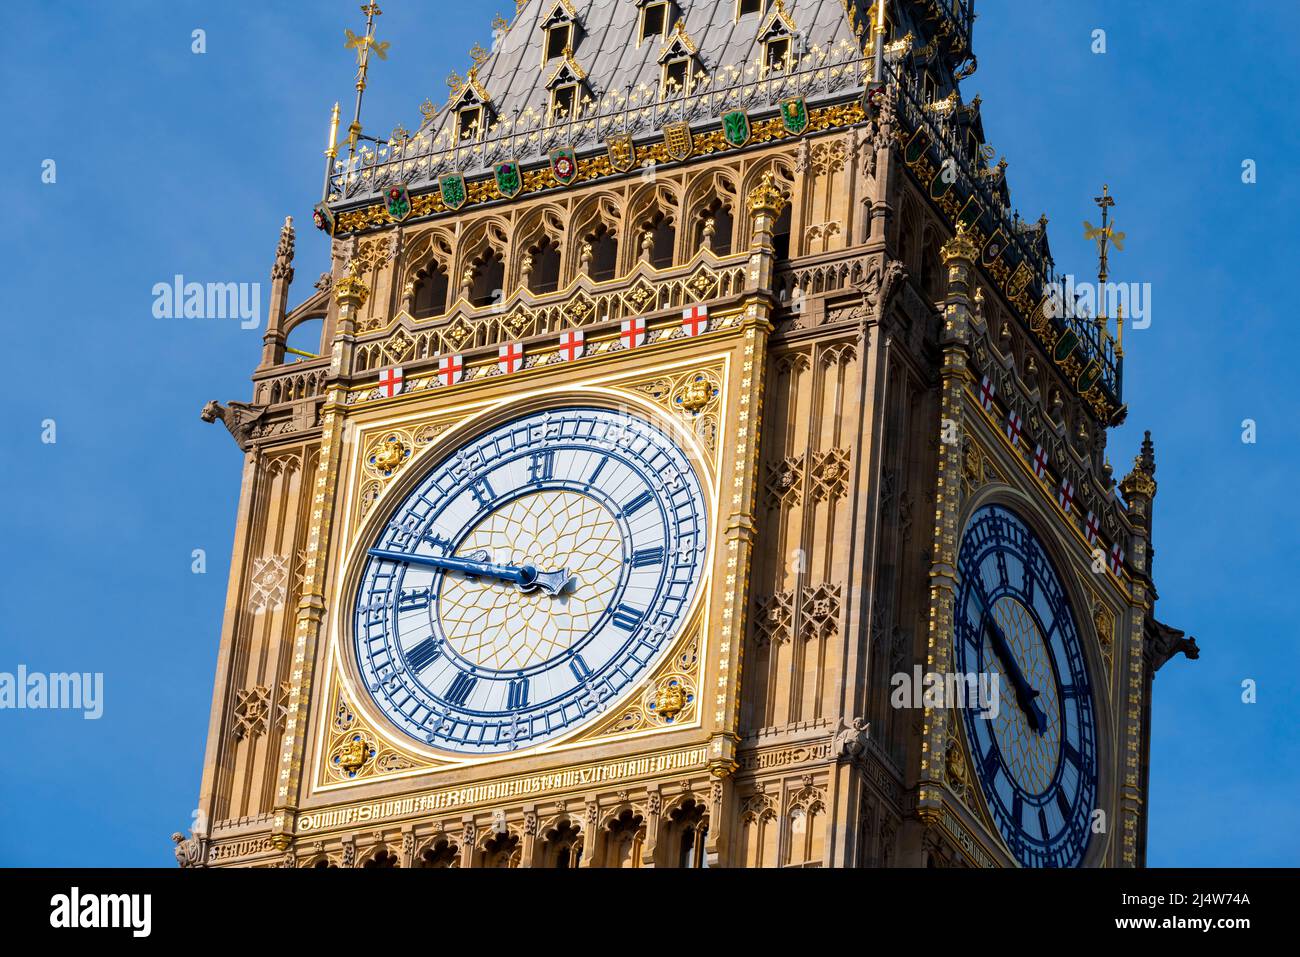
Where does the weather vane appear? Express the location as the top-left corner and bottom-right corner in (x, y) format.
(343, 3), (389, 156)
(1083, 185), (1125, 307)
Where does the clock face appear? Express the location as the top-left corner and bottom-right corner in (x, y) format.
(352, 406), (709, 755)
(955, 504), (1098, 867)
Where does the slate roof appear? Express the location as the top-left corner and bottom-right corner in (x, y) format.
(328, 0), (871, 204)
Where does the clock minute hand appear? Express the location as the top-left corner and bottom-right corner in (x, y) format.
(982, 615), (1049, 735)
(367, 548), (575, 596)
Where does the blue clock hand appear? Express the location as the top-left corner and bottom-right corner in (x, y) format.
(367, 548), (575, 596)
(982, 614), (1048, 735)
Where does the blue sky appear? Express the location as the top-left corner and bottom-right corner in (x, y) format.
(1, 0), (1296, 866)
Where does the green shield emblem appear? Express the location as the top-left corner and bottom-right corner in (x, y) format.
(723, 110), (751, 148)
(439, 173), (468, 211)
(780, 97), (808, 135)
(1054, 329), (1081, 363)
(904, 128), (931, 165)
(1077, 359), (1103, 392)
(494, 161), (522, 199)
(957, 196), (983, 229)
(385, 183), (411, 222)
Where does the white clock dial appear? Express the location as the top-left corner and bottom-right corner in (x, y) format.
(352, 406), (708, 754)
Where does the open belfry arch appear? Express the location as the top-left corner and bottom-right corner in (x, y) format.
(190, 0), (1194, 869)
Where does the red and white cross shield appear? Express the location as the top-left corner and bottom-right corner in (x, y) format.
(498, 341), (525, 375)
(621, 316), (647, 350)
(682, 304), (709, 337)
(978, 374), (996, 411)
(1006, 410), (1023, 446)
(379, 366), (404, 398)
(438, 353), (464, 387)
(1058, 477), (1075, 514)
(559, 328), (585, 361)
(1085, 510), (1100, 545)
(1109, 541), (1125, 575)
(1032, 444), (1049, 480)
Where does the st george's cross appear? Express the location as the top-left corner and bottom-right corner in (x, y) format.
(1109, 541), (1125, 575)
(498, 341), (525, 375)
(1031, 444), (1050, 480)
(1005, 409), (1023, 446)
(682, 304), (709, 337)
(1058, 477), (1075, 514)
(978, 374), (996, 411)
(379, 366), (404, 398)
(621, 316), (647, 350)
(558, 328), (585, 361)
(1084, 510), (1101, 546)
(438, 354), (464, 387)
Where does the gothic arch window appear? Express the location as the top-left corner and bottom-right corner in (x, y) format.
(583, 223), (618, 282)
(284, 316), (324, 359)
(415, 838), (460, 868)
(362, 847), (399, 868)
(466, 247), (505, 308)
(602, 809), (645, 868)
(412, 262), (449, 319)
(307, 856), (338, 869)
(541, 820), (584, 868)
(664, 798), (709, 868)
(920, 236), (943, 302)
(772, 203), (792, 261)
(641, 210), (676, 269)
(524, 236), (562, 294)
(693, 197), (734, 255)
(481, 832), (521, 868)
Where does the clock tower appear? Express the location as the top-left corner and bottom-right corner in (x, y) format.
(189, 0), (1194, 869)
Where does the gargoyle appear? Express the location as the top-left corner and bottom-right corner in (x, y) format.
(1145, 615), (1200, 673)
(201, 400), (268, 452)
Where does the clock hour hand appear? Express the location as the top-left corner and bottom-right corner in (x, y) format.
(367, 548), (575, 596)
(982, 614), (1049, 735)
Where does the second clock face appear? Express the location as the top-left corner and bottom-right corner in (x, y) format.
(353, 406), (709, 755)
(955, 504), (1099, 867)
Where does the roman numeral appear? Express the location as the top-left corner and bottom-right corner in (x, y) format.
(1038, 807), (1050, 840)
(397, 587), (431, 611)
(631, 546), (664, 568)
(1056, 789), (1073, 819)
(528, 450), (555, 484)
(569, 655), (592, 682)
(611, 603), (643, 632)
(405, 637), (443, 674)
(444, 671), (477, 706)
(1062, 741), (1082, 769)
(1012, 793), (1024, 826)
(507, 677), (530, 710)
(469, 477), (496, 508)
(587, 456), (607, 485)
(621, 489), (654, 517)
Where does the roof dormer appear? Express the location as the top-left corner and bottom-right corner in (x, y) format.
(635, 0), (675, 46)
(541, 1), (581, 64)
(447, 67), (494, 142)
(546, 50), (590, 121)
(658, 20), (701, 98)
(757, 0), (799, 74)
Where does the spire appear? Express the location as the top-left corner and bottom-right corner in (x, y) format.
(271, 216), (295, 283)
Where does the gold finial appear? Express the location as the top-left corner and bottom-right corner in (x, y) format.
(941, 221), (978, 263)
(420, 98), (439, 123)
(747, 172), (788, 216)
(324, 101), (340, 158)
(470, 42), (489, 65)
(491, 14), (510, 34)
(447, 70), (464, 94)
(1083, 184), (1125, 293)
(1115, 303), (1125, 356)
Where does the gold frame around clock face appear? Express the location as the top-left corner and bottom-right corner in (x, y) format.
(329, 384), (721, 768)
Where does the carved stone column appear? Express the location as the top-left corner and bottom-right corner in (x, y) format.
(915, 223), (978, 831)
